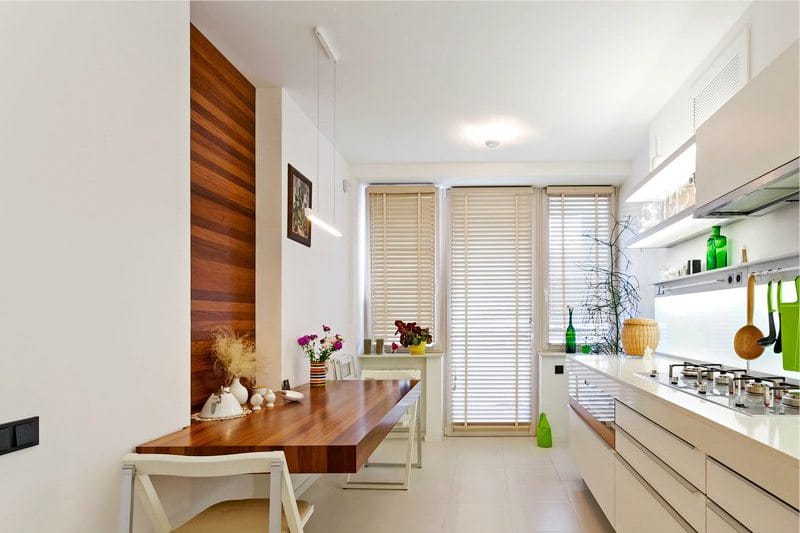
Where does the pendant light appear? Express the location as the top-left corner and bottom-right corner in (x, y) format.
(305, 26), (342, 238)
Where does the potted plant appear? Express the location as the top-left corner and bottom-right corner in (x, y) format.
(297, 325), (343, 387)
(580, 215), (641, 355)
(211, 327), (258, 404)
(394, 320), (432, 355)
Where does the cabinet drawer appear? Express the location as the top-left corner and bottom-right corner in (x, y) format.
(706, 501), (750, 533)
(615, 455), (693, 533)
(568, 406), (615, 526)
(616, 401), (705, 490)
(707, 457), (799, 533)
(616, 427), (705, 532)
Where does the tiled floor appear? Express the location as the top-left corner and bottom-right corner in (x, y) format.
(302, 436), (614, 533)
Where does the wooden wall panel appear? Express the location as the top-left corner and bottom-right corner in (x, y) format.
(190, 24), (256, 410)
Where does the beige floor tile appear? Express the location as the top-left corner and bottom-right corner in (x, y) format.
(509, 501), (582, 532)
(442, 502), (514, 532)
(301, 437), (609, 533)
(507, 480), (570, 503)
(451, 477), (509, 503)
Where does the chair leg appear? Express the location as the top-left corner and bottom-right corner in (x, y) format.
(269, 461), (282, 533)
(118, 465), (135, 533)
(343, 399), (419, 491)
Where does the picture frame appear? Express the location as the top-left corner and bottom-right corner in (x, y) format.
(287, 164), (312, 247)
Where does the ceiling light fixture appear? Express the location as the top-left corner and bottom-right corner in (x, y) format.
(305, 207), (343, 237)
(310, 26), (342, 238)
(462, 117), (528, 148)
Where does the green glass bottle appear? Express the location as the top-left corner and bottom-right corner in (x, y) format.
(706, 230), (717, 270)
(713, 226), (727, 269)
(565, 307), (577, 354)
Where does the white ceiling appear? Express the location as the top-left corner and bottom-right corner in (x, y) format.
(191, 1), (749, 165)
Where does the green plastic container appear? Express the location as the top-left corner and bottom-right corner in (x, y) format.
(536, 413), (552, 448)
(779, 276), (800, 372)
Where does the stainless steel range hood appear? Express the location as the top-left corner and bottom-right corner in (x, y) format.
(694, 157), (799, 218)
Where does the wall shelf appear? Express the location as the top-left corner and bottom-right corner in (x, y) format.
(627, 208), (731, 249)
(625, 137), (696, 203)
(654, 253), (800, 297)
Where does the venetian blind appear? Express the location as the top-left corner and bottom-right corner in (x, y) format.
(546, 187), (613, 346)
(368, 186), (437, 345)
(449, 187), (534, 428)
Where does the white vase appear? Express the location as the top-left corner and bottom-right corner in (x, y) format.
(229, 377), (249, 405)
(264, 389), (276, 408)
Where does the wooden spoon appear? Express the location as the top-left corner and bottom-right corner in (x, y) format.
(734, 275), (765, 360)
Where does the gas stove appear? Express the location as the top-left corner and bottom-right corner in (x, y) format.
(636, 361), (800, 417)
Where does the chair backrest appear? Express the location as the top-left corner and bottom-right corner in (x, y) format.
(360, 368), (421, 381)
(122, 451), (303, 533)
(330, 354), (357, 380)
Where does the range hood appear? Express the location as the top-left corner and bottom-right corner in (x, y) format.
(694, 41), (799, 220)
(694, 157), (799, 218)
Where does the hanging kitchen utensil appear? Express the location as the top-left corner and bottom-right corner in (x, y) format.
(779, 276), (800, 371)
(757, 280), (776, 346)
(774, 280), (783, 353)
(734, 275), (765, 360)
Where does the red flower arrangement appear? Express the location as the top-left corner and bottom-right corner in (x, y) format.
(394, 320), (432, 348)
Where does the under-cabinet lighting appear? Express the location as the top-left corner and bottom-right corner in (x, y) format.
(626, 141), (696, 203)
(628, 210), (728, 248)
(305, 207), (343, 238)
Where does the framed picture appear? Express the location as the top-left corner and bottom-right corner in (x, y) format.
(287, 164), (312, 247)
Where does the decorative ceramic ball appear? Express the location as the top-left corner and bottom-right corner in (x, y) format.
(250, 393), (264, 411)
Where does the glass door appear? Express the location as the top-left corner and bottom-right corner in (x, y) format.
(448, 187), (534, 433)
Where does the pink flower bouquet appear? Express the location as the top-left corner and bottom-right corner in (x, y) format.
(297, 324), (344, 362)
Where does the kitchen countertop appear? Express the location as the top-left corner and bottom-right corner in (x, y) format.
(567, 353), (800, 462)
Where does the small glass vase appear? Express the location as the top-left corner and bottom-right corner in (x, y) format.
(310, 361), (327, 387)
(565, 309), (577, 354)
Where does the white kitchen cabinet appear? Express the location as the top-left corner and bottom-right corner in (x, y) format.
(616, 427), (705, 532)
(616, 401), (706, 491)
(706, 457), (800, 533)
(614, 455), (692, 533)
(568, 407), (615, 526)
(695, 40), (799, 211)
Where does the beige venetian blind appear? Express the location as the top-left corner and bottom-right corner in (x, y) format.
(367, 185), (437, 345)
(546, 187), (614, 346)
(449, 187), (534, 428)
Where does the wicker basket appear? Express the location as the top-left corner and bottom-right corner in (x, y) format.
(621, 318), (660, 356)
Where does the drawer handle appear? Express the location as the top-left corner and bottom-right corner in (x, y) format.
(617, 454), (697, 533)
(706, 500), (751, 533)
(617, 426), (699, 494)
(708, 457), (800, 514)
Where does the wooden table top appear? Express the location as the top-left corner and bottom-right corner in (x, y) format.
(136, 379), (421, 474)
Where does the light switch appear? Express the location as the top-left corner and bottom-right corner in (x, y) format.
(0, 416), (39, 456)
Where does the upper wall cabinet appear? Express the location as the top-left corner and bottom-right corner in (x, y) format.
(694, 40), (799, 218)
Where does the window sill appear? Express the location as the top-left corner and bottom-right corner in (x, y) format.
(358, 352), (443, 359)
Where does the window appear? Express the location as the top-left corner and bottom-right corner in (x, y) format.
(545, 187), (614, 348)
(367, 185), (437, 347)
(449, 187), (534, 429)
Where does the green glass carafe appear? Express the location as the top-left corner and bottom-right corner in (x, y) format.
(706, 230), (717, 270)
(713, 226), (727, 269)
(565, 307), (577, 354)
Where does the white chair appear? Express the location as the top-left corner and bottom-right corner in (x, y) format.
(119, 451), (313, 533)
(329, 353), (357, 380)
(343, 369), (422, 490)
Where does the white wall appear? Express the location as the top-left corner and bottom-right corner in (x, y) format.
(280, 93), (354, 388)
(0, 3), (190, 532)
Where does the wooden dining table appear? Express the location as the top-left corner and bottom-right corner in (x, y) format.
(135, 379), (422, 474)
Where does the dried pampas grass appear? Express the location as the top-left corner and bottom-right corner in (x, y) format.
(212, 327), (258, 382)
